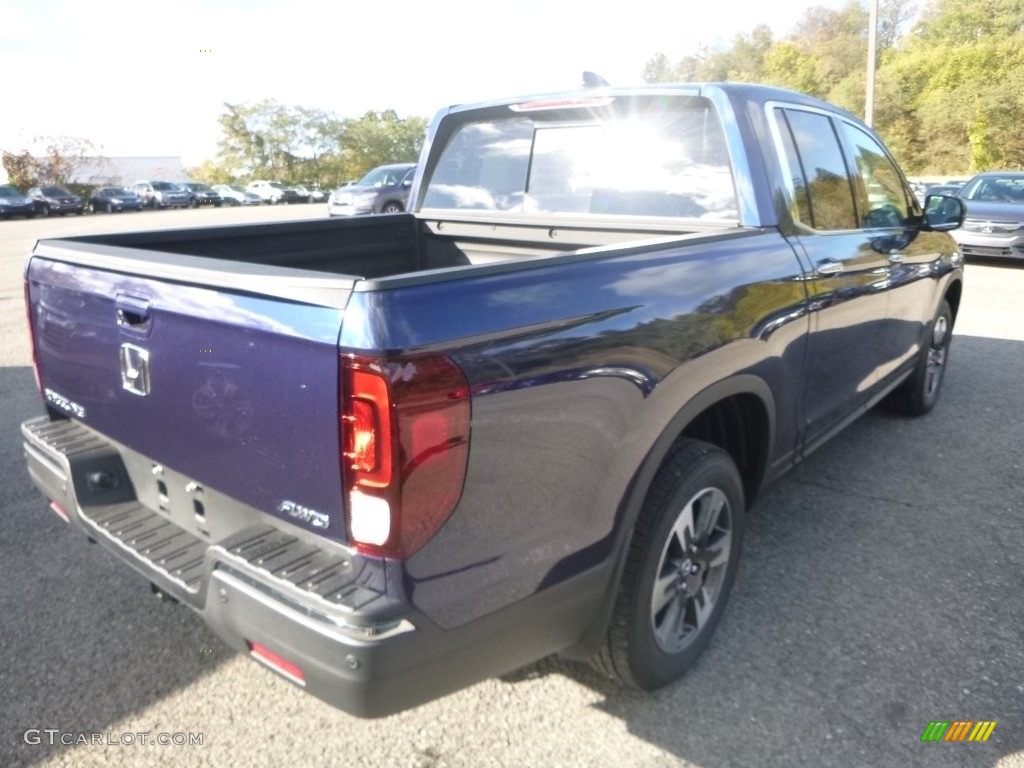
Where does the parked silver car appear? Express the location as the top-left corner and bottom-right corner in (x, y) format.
(327, 163), (415, 216)
(212, 184), (262, 206)
(949, 171), (1024, 261)
(133, 180), (190, 209)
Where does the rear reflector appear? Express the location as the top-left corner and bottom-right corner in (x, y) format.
(247, 641), (306, 686)
(49, 502), (69, 522)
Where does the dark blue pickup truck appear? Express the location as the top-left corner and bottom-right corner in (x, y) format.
(21, 83), (965, 717)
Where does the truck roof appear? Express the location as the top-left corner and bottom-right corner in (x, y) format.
(440, 81), (864, 128)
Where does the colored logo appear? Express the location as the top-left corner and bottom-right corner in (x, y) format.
(921, 720), (996, 742)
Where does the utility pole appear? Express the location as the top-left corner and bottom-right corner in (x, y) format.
(866, 0), (878, 126)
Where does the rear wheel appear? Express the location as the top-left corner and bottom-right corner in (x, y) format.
(593, 439), (744, 689)
(885, 298), (953, 416)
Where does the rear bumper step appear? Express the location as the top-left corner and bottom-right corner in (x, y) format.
(20, 416), (405, 624)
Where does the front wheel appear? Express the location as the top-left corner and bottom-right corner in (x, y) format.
(593, 439), (745, 689)
(380, 201), (403, 214)
(885, 298), (953, 416)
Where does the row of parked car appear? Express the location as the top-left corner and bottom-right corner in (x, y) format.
(2, 161), (421, 221)
(0, 179), (330, 219)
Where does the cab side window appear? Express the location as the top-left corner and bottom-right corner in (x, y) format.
(774, 108), (858, 231)
(839, 122), (911, 228)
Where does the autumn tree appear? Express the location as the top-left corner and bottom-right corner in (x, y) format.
(34, 137), (102, 185)
(2, 150), (39, 189)
(640, 0), (1024, 173)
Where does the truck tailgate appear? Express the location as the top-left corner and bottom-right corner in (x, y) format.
(26, 255), (349, 540)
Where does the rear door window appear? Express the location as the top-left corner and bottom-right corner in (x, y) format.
(773, 108), (858, 231)
(839, 122), (912, 228)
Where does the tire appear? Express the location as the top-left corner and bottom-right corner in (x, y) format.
(39, 205), (50, 217)
(381, 201), (403, 214)
(885, 298), (953, 416)
(593, 439), (745, 689)
(188, 198), (198, 209)
(106, 202), (114, 214)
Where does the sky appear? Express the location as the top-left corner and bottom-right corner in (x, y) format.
(0, 0), (849, 169)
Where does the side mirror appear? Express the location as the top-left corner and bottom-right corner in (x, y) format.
(922, 194), (965, 231)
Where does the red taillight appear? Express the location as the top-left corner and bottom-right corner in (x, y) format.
(341, 353), (471, 559)
(344, 369), (392, 486)
(24, 279), (43, 394)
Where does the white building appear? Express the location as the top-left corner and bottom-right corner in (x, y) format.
(70, 156), (188, 185)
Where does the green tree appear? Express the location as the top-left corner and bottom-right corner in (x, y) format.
(215, 99), (302, 179)
(877, 0), (1024, 172)
(339, 110), (428, 180)
(186, 158), (235, 184)
(213, 102), (427, 185)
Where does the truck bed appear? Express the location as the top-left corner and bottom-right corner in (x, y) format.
(39, 213), (737, 301)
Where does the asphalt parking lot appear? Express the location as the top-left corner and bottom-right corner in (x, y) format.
(1, 208), (1022, 768)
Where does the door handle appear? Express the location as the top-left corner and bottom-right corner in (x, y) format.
(887, 253), (905, 264)
(116, 294), (152, 332)
(814, 259), (844, 276)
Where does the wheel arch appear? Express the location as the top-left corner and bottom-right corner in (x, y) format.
(563, 374), (775, 660)
(944, 278), (963, 327)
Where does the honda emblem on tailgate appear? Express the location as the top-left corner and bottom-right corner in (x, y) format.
(119, 343), (151, 396)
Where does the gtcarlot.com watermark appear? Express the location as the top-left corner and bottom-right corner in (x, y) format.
(24, 729), (204, 747)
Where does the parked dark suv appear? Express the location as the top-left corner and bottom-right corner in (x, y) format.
(88, 187), (144, 213)
(29, 186), (84, 216)
(177, 182), (223, 208)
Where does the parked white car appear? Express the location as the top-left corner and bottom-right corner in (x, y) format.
(293, 184), (326, 203)
(213, 184), (262, 206)
(245, 180), (303, 205)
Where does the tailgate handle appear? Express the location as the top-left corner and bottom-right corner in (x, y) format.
(116, 295), (152, 331)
